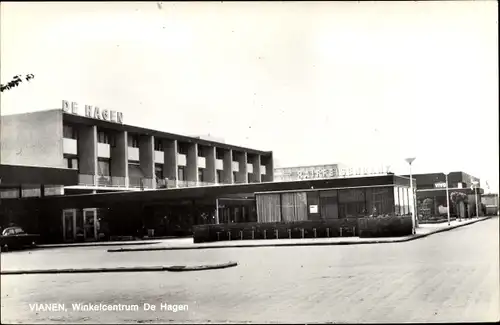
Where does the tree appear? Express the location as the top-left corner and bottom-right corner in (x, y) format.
(450, 192), (467, 220)
(0, 74), (35, 92)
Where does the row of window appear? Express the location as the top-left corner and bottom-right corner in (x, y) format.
(257, 187), (403, 223)
(64, 126), (256, 159)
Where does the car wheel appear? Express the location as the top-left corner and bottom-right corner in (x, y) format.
(31, 241), (37, 247)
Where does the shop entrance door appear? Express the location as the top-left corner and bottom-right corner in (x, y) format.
(62, 209), (76, 241)
(83, 208), (98, 241)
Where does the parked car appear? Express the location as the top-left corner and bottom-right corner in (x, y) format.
(0, 226), (40, 252)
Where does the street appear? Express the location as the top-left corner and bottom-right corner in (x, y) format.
(1, 217), (499, 324)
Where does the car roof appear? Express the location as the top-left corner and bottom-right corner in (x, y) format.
(3, 227), (23, 231)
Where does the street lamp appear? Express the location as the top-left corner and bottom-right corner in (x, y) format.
(443, 171), (451, 226)
(472, 180), (479, 219)
(405, 157), (417, 234)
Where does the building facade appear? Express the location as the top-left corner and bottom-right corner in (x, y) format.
(0, 173), (415, 243)
(0, 101), (274, 197)
(274, 163), (392, 182)
(405, 172), (485, 219)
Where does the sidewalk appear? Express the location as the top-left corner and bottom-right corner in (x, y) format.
(107, 216), (492, 252)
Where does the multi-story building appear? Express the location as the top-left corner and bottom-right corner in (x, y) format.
(0, 101), (274, 197)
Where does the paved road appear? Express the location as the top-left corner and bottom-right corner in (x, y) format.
(1, 217), (498, 323)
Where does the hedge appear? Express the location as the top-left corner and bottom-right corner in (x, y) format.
(193, 216), (413, 243)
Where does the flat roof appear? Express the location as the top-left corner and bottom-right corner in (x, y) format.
(14, 174), (412, 209)
(62, 111), (271, 155)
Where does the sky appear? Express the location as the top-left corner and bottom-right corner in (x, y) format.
(1, 1), (498, 191)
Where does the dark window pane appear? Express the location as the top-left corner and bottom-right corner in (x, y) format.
(338, 189), (366, 218)
(319, 190), (338, 219)
(366, 187), (393, 216)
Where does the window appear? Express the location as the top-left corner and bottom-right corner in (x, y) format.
(178, 166), (185, 181)
(280, 192), (308, 222)
(197, 147), (204, 157)
(155, 165), (164, 179)
(154, 139), (163, 151)
(97, 160), (110, 176)
(366, 187), (393, 216)
(233, 171), (238, 182)
(216, 170), (223, 183)
(198, 169), (204, 182)
(306, 191), (321, 220)
(394, 187), (400, 215)
(63, 125), (77, 139)
(177, 144), (188, 155)
(98, 131), (110, 144)
(128, 134), (139, 148)
(320, 190), (338, 219)
(338, 189), (366, 218)
(399, 187), (408, 215)
(216, 150), (224, 160)
(64, 158), (79, 170)
(256, 194), (281, 223)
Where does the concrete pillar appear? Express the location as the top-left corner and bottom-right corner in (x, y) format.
(186, 142), (198, 183)
(164, 139), (178, 187)
(110, 130), (128, 185)
(234, 151), (248, 184)
(204, 146), (216, 184)
(261, 152), (274, 182)
(139, 135), (155, 189)
(77, 125), (97, 184)
(249, 154), (261, 183)
(223, 149), (233, 184)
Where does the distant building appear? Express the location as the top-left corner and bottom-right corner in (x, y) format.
(404, 172), (485, 219)
(481, 193), (499, 215)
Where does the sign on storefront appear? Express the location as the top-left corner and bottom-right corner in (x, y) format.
(62, 100), (124, 124)
(296, 165), (390, 180)
(434, 182), (447, 188)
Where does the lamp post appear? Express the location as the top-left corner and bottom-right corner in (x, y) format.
(405, 157), (416, 234)
(472, 180), (479, 219)
(444, 172), (451, 226)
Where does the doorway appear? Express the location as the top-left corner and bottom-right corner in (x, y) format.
(62, 209), (76, 242)
(83, 208), (98, 241)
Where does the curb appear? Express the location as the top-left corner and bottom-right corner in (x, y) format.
(107, 217), (492, 253)
(0, 261), (238, 275)
(36, 241), (162, 249)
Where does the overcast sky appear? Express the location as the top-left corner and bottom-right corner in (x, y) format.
(1, 1), (498, 191)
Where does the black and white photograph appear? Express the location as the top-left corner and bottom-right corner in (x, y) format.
(0, 1), (498, 324)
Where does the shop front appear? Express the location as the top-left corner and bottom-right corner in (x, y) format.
(61, 208), (101, 242)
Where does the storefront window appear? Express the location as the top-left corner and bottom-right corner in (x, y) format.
(256, 194), (281, 223)
(366, 187), (393, 216)
(281, 192), (308, 221)
(399, 187), (408, 215)
(319, 190), (339, 219)
(394, 187), (400, 215)
(338, 189), (366, 218)
(306, 191), (321, 220)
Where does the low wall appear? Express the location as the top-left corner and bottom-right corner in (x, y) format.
(193, 216), (413, 243)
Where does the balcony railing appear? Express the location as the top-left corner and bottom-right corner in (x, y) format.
(129, 177), (154, 189)
(111, 176), (127, 187)
(97, 175), (112, 187)
(78, 174), (96, 186)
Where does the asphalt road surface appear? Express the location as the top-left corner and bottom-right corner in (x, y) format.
(1, 217), (499, 324)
